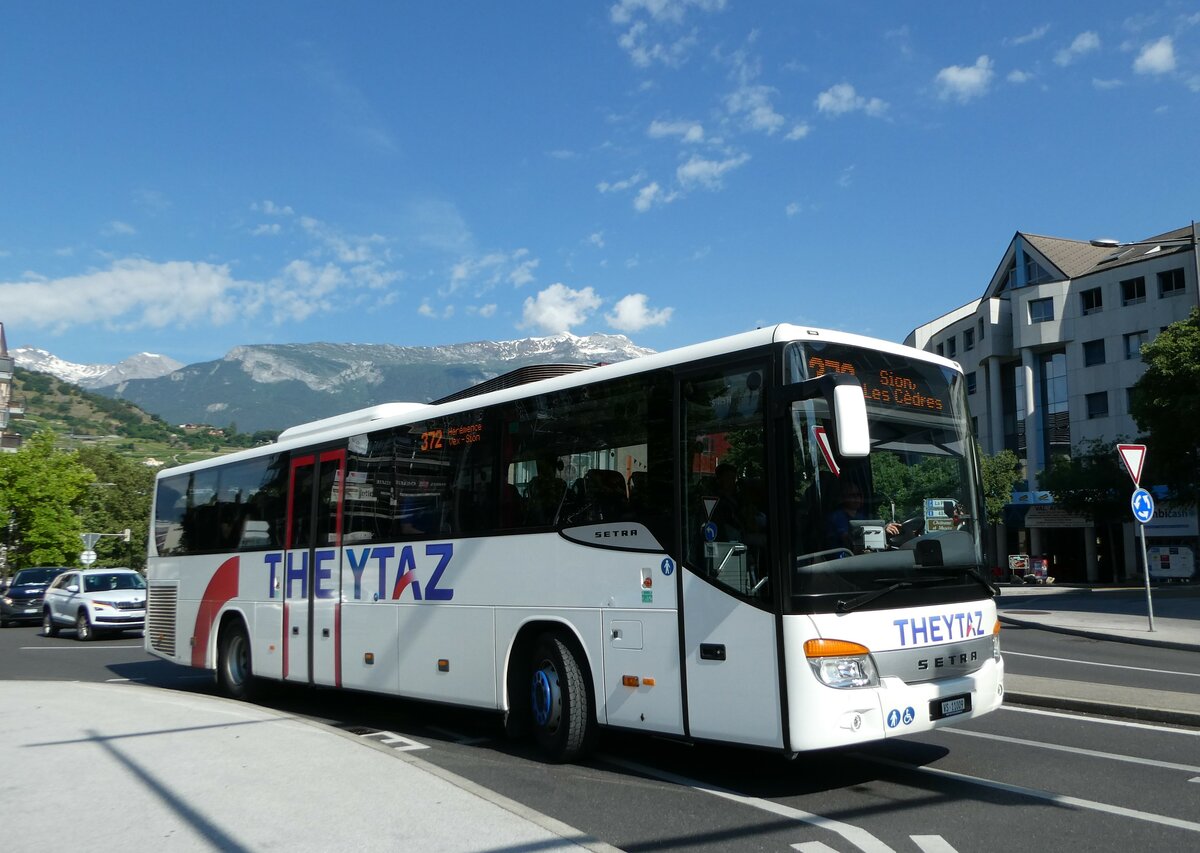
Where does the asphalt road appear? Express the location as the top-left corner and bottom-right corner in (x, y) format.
(2, 622), (1198, 852)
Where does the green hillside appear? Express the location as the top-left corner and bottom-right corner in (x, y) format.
(12, 367), (275, 467)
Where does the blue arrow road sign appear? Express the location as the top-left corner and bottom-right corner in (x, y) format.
(1131, 488), (1155, 524)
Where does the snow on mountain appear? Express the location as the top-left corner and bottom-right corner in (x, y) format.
(12, 347), (184, 388)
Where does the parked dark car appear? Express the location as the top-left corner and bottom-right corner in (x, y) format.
(1, 567), (69, 627)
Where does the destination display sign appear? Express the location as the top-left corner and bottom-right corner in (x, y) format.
(803, 344), (953, 414)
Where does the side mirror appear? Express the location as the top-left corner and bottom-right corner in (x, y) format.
(831, 382), (869, 457)
(67, 584), (79, 594)
(781, 373), (871, 459)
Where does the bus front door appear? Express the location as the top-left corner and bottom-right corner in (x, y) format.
(284, 449), (346, 687)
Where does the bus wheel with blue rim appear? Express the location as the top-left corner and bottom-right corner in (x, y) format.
(217, 621), (258, 701)
(529, 634), (592, 762)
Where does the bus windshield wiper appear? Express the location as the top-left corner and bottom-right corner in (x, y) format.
(837, 575), (952, 613)
(959, 565), (1000, 597)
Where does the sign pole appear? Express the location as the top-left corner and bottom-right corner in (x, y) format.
(1119, 445), (1156, 633)
(1138, 520), (1155, 633)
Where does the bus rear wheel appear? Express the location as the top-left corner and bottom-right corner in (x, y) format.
(217, 622), (258, 701)
(529, 634), (592, 762)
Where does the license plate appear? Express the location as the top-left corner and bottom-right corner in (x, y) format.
(930, 693), (971, 720)
(24, 607), (38, 614)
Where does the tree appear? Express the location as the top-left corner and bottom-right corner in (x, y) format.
(0, 430), (95, 571)
(75, 445), (155, 571)
(979, 448), (1021, 526)
(1038, 439), (1129, 581)
(1129, 307), (1200, 505)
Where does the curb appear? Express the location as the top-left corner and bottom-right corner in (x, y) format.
(1004, 690), (1200, 729)
(998, 615), (1200, 653)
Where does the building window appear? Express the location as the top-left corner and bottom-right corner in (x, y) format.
(935, 343), (943, 356)
(1158, 268), (1185, 297)
(1080, 287), (1103, 315)
(1082, 339), (1106, 367)
(1086, 392), (1109, 419)
(1126, 388), (1137, 413)
(946, 335), (957, 358)
(1121, 277), (1146, 306)
(972, 416), (979, 436)
(966, 371), (977, 395)
(978, 318), (985, 340)
(1124, 330), (1148, 360)
(963, 328), (974, 351)
(1029, 297), (1054, 323)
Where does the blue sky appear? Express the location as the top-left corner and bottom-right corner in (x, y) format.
(2, 1), (1198, 366)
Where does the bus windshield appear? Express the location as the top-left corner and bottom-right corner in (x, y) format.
(784, 341), (987, 611)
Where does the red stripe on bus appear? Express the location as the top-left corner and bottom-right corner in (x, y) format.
(192, 556), (239, 668)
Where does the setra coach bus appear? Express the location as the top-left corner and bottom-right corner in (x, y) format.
(145, 324), (1004, 761)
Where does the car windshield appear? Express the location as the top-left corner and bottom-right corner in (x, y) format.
(83, 573), (146, 593)
(784, 342), (986, 611)
(13, 568), (63, 586)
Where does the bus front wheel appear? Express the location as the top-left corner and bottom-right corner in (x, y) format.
(529, 634), (592, 762)
(217, 621), (258, 701)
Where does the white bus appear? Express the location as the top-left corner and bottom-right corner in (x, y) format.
(146, 324), (1004, 761)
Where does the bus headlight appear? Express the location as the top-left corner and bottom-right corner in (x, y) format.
(804, 639), (879, 689)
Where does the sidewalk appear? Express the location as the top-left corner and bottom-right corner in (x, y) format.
(0, 680), (615, 853)
(997, 584), (1200, 726)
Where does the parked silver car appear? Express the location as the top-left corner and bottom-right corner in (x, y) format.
(43, 568), (147, 640)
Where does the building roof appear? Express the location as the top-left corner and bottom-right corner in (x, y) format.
(1021, 234), (1114, 279)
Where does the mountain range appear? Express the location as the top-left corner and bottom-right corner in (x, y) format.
(13, 333), (653, 433)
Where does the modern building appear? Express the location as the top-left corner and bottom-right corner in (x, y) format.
(0, 322), (25, 452)
(906, 224), (1199, 583)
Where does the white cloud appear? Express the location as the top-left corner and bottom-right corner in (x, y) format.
(1093, 78), (1124, 90)
(609, 0), (725, 67)
(648, 119), (705, 142)
(785, 123), (811, 140)
(0, 259), (252, 333)
(1134, 37), (1176, 74)
(445, 248), (539, 295)
(477, 303), (497, 318)
(815, 83), (888, 117)
(103, 220), (137, 237)
(785, 202), (801, 217)
(253, 200), (294, 216)
(1007, 69), (1033, 84)
(633, 181), (678, 212)
(252, 223), (282, 236)
(1054, 31), (1100, 66)
(676, 153), (750, 190)
(588, 232), (606, 248)
(605, 293), (673, 331)
(521, 283), (601, 333)
(1007, 24), (1050, 46)
(597, 171), (646, 194)
(935, 55), (994, 102)
(724, 84), (785, 134)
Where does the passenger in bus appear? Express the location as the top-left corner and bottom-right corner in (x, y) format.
(525, 456), (566, 525)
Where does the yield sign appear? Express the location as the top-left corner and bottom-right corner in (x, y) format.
(1117, 444), (1147, 486)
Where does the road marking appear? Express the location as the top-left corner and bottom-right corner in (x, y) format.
(911, 837), (959, 853)
(1003, 650), (1200, 679)
(944, 728), (1200, 774)
(605, 755), (897, 853)
(1001, 705), (1200, 736)
(792, 843), (839, 852)
(358, 730), (428, 751)
(21, 645), (145, 650)
(863, 755), (1200, 834)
